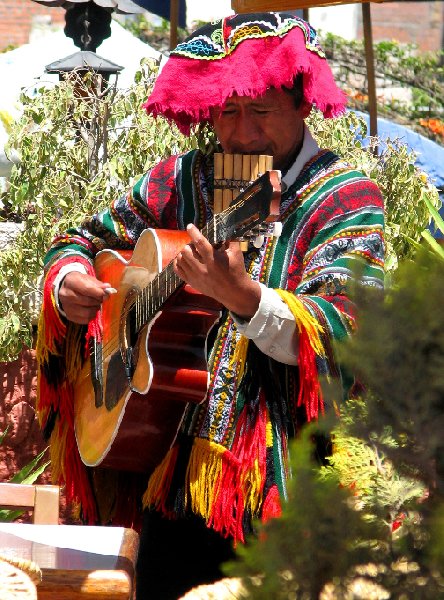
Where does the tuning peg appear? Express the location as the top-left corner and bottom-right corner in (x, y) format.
(272, 222), (283, 239)
(253, 235), (265, 248)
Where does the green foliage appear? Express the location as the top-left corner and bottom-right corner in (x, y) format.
(0, 110), (14, 135)
(340, 254), (444, 495)
(0, 59), (202, 361)
(123, 14), (190, 53)
(0, 60), (439, 365)
(229, 254), (444, 598)
(226, 428), (372, 600)
(336, 253), (444, 595)
(322, 33), (444, 133)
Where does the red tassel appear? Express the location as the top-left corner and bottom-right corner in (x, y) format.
(209, 394), (268, 543)
(37, 255), (102, 523)
(262, 484), (282, 522)
(297, 327), (324, 421)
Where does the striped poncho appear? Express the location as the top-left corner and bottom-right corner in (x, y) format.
(37, 147), (384, 541)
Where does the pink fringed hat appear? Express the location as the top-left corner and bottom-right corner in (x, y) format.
(144, 12), (347, 134)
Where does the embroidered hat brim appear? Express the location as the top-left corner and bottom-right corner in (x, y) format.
(144, 12), (347, 134)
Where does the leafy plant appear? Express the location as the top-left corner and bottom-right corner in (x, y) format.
(0, 59), (202, 361)
(226, 427), (374, 599)
(0, 429), (50, 522)
(322, 32), (444, 141)
(228, 252), (444, 598)
(0, 62), (440, 362)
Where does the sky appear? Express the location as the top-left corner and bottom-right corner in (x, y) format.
(186, 0), (232, 24)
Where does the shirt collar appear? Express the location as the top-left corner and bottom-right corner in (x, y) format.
(281, 125), (320, 190)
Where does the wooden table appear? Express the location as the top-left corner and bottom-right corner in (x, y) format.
(0, 523), (139, 600)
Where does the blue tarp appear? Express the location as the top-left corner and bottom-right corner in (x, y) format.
(353, 110), (444, 234)
(353, 110), (444, 192)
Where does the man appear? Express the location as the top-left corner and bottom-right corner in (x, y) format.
(36, 12), (384, 599)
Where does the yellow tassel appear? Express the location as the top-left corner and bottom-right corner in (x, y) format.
(229, 332), (250, 381)
(142, 446), (177, 508)
(186, 438), (226, 519)
(243, 457), (263, 515)
(64, 323), (86, 383)
(275, 289), (325, 357)
(266, 419), (273, 448)
(49, 418), (68, 483)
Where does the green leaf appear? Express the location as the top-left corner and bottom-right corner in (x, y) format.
(423, 193), (444, 235)
(9, 448), (49, 484)
(421, 230), (444, 260)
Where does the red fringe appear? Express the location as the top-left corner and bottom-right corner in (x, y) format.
(262, 484), (282, 522)
(297, 327), (325, 422)
(209, 394), (268, 543)
(37, 255), (102, 524)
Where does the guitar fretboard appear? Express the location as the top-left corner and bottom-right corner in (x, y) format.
(129, 172), (273, 333)
(132, 216), (219, 332)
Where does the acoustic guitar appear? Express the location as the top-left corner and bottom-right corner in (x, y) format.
(74, 170), (281, 472)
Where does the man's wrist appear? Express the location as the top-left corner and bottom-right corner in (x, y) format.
(52, 263), (88, 316)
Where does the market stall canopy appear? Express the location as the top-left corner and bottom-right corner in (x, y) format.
(130, 0), (187, 27)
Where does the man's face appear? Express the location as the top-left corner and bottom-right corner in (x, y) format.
(210, 88), (311, 172)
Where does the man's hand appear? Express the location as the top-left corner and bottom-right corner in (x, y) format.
(174, 224), (261, 320)
(59, 271), (113, 324)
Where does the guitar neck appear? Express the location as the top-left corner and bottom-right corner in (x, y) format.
(132, 169), (280, 332)
(132, 218), (218, 332)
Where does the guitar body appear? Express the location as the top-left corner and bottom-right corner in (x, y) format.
(74, 229), (222, 473)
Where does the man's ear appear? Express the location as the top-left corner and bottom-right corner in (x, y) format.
(300, 100), (313, 119)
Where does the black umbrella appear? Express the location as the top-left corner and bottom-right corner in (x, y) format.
(31, 1), (144, 13)
(31, 0), (144, 50)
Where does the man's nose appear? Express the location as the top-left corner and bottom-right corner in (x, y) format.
(231, 114), (261, 150)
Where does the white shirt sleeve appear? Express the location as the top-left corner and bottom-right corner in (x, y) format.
(52, 262), (88, 317)
(230, 283), (298, 365)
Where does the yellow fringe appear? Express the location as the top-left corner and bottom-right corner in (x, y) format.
(49, 418), (69, 483)
(64, 323), (86, 383)
(185, 438), (226, 519)
(142, 446), (177, 508)
(229, 332), (250, 382)
(243, 457), (263, 515)
(36, 310), (56, 365)
(144, 437), (267, 523)
(275, 289), (325, 357)
(266, 419), (273, 448)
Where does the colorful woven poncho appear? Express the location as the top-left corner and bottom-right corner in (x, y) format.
(37, 146), (384, 541)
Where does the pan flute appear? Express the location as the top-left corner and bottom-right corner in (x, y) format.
(213, 153), (278, 249)
(213, 153), (274, 214)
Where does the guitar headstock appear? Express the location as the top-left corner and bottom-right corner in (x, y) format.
(211, 170), (281, 245)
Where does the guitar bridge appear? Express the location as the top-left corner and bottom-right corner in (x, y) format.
(120, 287), (141, 388)
(124, 347), (135, 383)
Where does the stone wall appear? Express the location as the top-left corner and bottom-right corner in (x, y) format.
(0, 347), (44, 479)
(0, 346), (73, 522)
